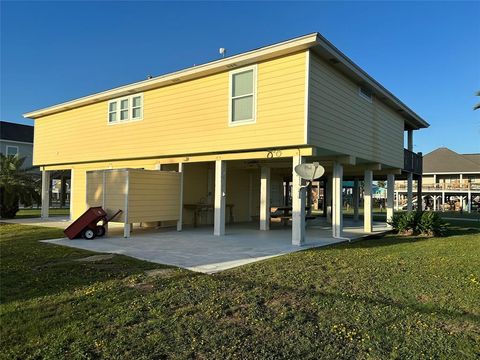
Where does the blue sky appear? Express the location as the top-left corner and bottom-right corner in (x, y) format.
(1, 1), (479, 154)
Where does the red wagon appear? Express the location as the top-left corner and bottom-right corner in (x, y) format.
(64, 207), (122, 240)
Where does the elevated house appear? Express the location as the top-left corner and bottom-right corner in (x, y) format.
(24, 33), (428, 244)
(396, 147), (480, 212)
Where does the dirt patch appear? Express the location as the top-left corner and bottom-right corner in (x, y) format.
(74, 254), (116, 262)
(144, 268), (175, 278)
(127, 282), (155, 292)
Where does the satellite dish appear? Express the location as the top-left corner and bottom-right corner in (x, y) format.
(294, 162), (325, 181)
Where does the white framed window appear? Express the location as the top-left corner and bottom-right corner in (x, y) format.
(229, 65), (257, 125)
(358, 86), (373, 102)
(108, 93), (143, 124)
(6, 145), (19, 157)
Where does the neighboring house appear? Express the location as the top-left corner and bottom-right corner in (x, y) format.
(24, 32), (428, 244)
(396, 147), (480, 212)
(0, 121), (34, 168)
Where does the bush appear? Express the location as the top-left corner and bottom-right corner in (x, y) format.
(388, 211), (447, 237)
(418, 211), (448, 237)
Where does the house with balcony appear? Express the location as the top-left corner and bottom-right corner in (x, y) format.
(24, 32), (428, 245)
(395, 147), (480, 212)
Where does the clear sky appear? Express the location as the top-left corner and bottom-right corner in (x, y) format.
(1, 1), (479, 154)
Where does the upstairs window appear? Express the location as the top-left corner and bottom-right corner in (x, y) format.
(6, 145), (19, 157)
(358, 86), (373, 102)
(108, 93), (143, 124)
(229, 65), (257, 125)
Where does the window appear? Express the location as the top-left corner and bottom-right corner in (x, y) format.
(6, 145), (19, 157)
(108, 93), (143, 124)
(358, 86), (373, 102)
(229, 65), (257, 125)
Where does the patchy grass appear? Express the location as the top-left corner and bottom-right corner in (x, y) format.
(1, 222), (479, 359)
(13, 208), (70, 219)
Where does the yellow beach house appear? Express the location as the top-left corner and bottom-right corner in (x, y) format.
(24, 33), (428, 245)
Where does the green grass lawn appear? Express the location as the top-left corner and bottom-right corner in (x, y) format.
(14, 208), (70, 219)
(1, 222), (479, 359)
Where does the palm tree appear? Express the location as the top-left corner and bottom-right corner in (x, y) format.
(475, 91), (480, 110)
(0, 154), (40, 218)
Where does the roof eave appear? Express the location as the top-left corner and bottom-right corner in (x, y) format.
(311, 34), (429, 130)
(23, 33), (319, 119)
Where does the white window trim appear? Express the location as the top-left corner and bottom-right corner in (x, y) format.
(228, 64), (257, 126)
(358, 86), (373, 103)
(6, 145), (19, 157)
(107, 93), (144, 125)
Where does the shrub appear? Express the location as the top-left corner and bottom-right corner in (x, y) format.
(418, 211), (448, 237)
(388, 211), (448, 237)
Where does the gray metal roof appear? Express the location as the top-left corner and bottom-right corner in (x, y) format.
(423, 147), (480, 173)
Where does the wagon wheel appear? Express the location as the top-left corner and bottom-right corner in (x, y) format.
(96, 225), (106, 237)
(82, 228), (96, 240)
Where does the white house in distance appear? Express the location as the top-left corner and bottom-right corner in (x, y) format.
(395, 147), (480, 212)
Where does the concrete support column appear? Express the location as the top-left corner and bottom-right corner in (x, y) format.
(69, 169), (74, 220)
(325, 174), (333, 223)
(467, 191), (472, 213)
(41, 170), (50, 219)
(123, 223), (131, 238)
(364, 170), (373, 233)
(441, 191), (445, 211)
(332, 161), (343, 238)
(177, 163), (184, 231)
(353, 178), (360, 222)
(407, 173), (413, 212)
(260, 167), (271, 231)
(214, 160), (226, 236)
(417, 175), (423, 212)
(386, 174), (395, 224)
(433, 196), (437, 211)
(292, 155), (305, 246)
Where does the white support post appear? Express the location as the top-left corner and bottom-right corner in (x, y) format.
(292, 155), (305, 246)
(332, 161), (343, 238)
(433, 196), (437, 211)
(395, 191), (399, 210)
(407, 173), (413, 212)
(467, 191), (472, 213)
(123, 223), (131, 238)
(41, 170), (50, 219)
(177, 163), (184, 231)
(69, 169), (74, 220)
(364, 170), (373, 233)
(214, 160), (226, 236)
(326, 174), (332, 223)
(353, 178), (359, 222)
(260, 167), (271, 231)
(441, 191), (445, 211)
(386, 174), (395, 225)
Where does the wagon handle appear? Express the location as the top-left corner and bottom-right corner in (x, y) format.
(104, 209), (123, 224)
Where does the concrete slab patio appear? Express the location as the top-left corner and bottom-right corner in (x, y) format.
(11, 218), (392, 273)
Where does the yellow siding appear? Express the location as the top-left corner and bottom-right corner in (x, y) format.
(308, 53), (404, 168)
(34, 51), (307, 166)
(128, 170), (180, 223)
(67, 159), (159, 219)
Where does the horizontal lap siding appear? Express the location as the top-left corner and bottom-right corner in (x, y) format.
(34, 52), (307, 166)
(308, 54), (404, 168)
(127, 171), (180, 223)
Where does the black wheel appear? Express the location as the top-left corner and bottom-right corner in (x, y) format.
(96, 225), (106, 237)
(82, 228), (96, 240)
